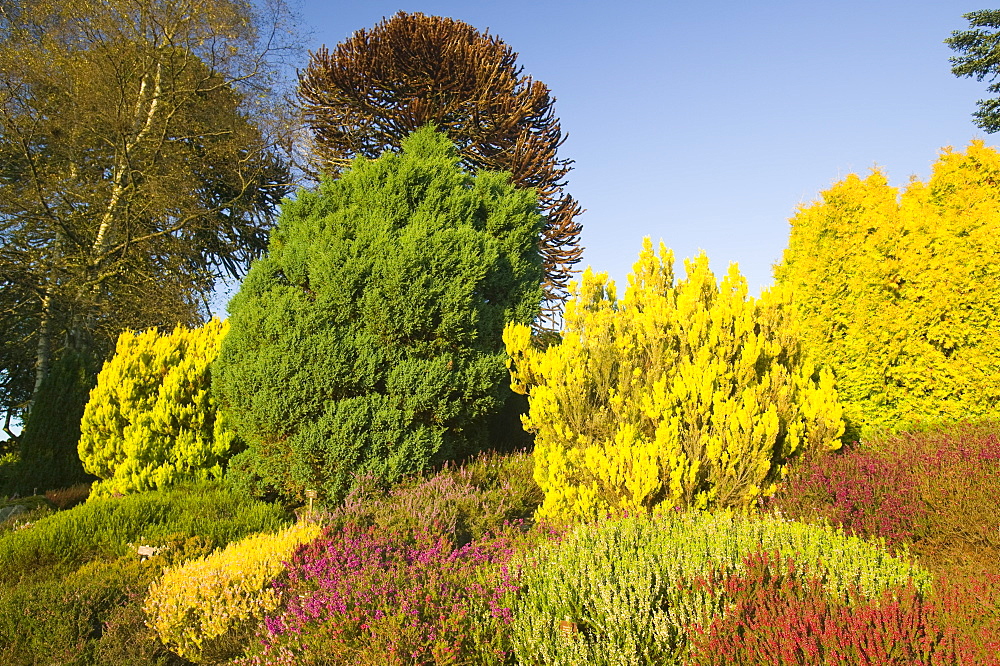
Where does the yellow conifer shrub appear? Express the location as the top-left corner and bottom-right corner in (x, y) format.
(775, 141), (1000, 436)
(78, 318), (237, 498)
(505, 239), (843, 524)
(144, 521), (321, 663)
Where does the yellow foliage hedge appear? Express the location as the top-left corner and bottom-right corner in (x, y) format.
(78, 318), (236, 498)
(505, 239), (843, 524)
(776, 141), (1000, 436)
(144, 520), (321, 663)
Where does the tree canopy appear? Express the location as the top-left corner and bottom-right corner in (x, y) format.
(947, 9), (1000, 132)
(0, 0), (296, 431)
(775, 141), (1000, 437)
(297, 11), (581, 327)
(215, 127), (544, 502)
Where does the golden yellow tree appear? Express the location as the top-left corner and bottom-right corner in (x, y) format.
(775, 141), (1000, 436)
(505, 239), (843, 524)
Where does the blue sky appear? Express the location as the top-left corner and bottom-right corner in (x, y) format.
(267, 0), (989, 298)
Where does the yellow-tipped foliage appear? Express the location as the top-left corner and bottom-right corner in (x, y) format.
(776, 142), (1000, 436)
(144, 521), (321, 663)
(505, 239), (843, 524)
(78, 318), (236, 498)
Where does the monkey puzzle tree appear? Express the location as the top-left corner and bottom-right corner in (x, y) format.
(298, 11), (581, 328)
(215, 127), (544, 502)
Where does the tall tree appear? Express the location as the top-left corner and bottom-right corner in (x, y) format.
(297, 11), (581, 328)
(0, 0), (297, 432)
(947, 9), (1000, 132)
(775, 142), (1000, 437)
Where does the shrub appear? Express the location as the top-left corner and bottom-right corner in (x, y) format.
(215, 126), (544, 503)
(504, 238), (844, 523)
(928, 572), (1000, 664)
(769, 421), (1000, 573)
(78, 318), (237, 498)
(775, 142), (1000, 437)
(0, 536), (211, 666)
(329, 449), (543, 546)
(9, 349), (97, 495)
(686, 551), (971, 666)
(145, 521), (322, 663)
(45, 483), (92, 510)
(249, 522), (551, 666)
(768, 445), (924, 549)
(509, 511), (929, 666)
(0, 480), (288, 586)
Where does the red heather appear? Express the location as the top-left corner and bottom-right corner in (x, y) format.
(686, 551), (976, 666)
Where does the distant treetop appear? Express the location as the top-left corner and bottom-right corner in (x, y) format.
(947, 9), (1000, 132)
(298, 11), (582, 328)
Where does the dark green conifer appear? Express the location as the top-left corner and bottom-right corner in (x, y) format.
(215, 127), (543, 501)
(10, 350), (97, 495)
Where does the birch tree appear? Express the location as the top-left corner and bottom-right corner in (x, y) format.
(0, 0), (297, 431)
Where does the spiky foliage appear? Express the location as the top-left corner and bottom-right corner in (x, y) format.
(505, 239), (843, 524)
(298, 11), (581, 327)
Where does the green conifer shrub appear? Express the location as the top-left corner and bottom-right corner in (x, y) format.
(78, 318), (237, 497)
(775, 142), (1000, 436)
(215, 126), (543, 502)
(9, 349), (97, 495)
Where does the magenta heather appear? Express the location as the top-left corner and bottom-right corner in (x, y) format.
(255, 521), (525, 664)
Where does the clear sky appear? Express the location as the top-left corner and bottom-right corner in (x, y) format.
(271, 0), (990, 297)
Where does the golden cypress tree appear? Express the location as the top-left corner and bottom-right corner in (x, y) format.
(78, 318), (237, 497)
(504, 239), (843, 524)
(775, 141), (1000, 437)
(298, 11), (581, 327)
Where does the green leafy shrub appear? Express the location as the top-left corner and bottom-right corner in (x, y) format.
(510, 511), (929, 665)
(145, 521), (322, 664)
(0, 480), (288, 586)
(78, 318), (238, 498)
(9, 349), (97, 495)
(0, 536), (211, 666)
(505, 239), (844, 524)
(216, 126), (544, 502)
